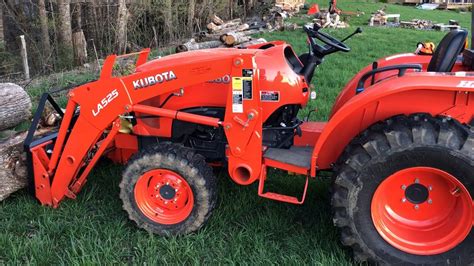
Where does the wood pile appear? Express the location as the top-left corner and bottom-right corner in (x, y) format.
(0, 83), (61, 201)
(313, 11), (349, 29)
(400, 19), (433, 30)
(275, 0), (305, 13)
(176, 12), (300, 53)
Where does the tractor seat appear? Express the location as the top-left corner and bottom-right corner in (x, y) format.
(427, 29), (468, 72)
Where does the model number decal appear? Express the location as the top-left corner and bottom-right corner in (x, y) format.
(457, 81), (474, 88)
(92, 89), (119, 117)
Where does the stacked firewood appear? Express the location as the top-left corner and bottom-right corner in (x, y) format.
(176, 12), (299, 53)
(400, 19), (433, 30)
(313, 11), (349, 29)
(369, 9), (388, 26)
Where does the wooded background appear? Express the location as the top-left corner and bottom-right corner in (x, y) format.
(0, 0), (268, 78)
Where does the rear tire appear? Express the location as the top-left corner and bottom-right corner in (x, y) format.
(120, 143), (217, 236)
(332, 114), (474, 264)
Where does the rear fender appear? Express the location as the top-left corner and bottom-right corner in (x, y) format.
(311, 72), (474, 176)
(330, 53), (432, 117)
(330, 53), (472, 117)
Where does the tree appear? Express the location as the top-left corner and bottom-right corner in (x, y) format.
(187, 0), (195, 35)
(116, 0), (128, 54)
(56, 0), (73, 66)
(38, 0), (51, 67)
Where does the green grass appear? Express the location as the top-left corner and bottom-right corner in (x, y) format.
(0, 1), (471, 264)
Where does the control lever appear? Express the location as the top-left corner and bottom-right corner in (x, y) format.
(341, 27), (363, 42)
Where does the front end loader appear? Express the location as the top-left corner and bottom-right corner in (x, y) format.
(25, 23), (473, 264)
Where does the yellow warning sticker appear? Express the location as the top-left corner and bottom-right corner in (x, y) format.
(232, 77), (244, 113)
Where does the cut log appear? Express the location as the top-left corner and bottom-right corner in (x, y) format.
(222, 30), (260, 46)
(224, 34), (251, 46)
(241, 38), (268, 48)
(0, 131), (28, 201)
(176, 39), (223, 53)
(0, 127), (57, 201)
(207, 18), (242, 33)
(0, 83), (32, 131)
(211, 14), (224, 25)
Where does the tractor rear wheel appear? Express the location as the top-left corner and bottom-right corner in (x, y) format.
(120, 143), (217, 236)
(332, 114), (474, 264)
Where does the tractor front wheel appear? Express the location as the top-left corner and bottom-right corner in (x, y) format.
(332, 114), (474, 264)
(120, 143), (217, 236)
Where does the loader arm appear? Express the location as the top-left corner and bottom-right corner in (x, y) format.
(28, 49), (259, 207)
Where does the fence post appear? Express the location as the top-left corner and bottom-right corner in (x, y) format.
(19, 35), (30, 80)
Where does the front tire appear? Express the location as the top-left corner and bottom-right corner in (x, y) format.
(120, 143), (217, 236)
(332, 114), (474, 264)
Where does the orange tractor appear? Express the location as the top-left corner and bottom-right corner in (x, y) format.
(25, 23), (473, 264)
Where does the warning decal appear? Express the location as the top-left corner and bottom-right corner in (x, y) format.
(260, 91), (280, 102)
(232, 77), (244, 113)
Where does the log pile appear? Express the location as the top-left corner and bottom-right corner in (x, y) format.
(400, 19), (433, 30)
(176, 11), (300, 53)
(369, 9), (389, 26)
(0, 83), (60, 201)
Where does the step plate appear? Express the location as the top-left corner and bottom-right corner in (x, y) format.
(264, 146), (313, 169)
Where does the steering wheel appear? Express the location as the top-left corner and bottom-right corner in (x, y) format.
(304, 24), (350, 53)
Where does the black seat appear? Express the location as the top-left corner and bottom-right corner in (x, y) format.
(427, 29), (468, 72)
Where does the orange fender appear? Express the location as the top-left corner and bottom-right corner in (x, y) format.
(311, 72), (474, 176)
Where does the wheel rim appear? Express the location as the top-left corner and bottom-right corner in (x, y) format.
(371, 167), (473, 255)
(134, 169), (194, 225)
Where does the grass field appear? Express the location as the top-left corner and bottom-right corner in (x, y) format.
(0, 1), (471, 264)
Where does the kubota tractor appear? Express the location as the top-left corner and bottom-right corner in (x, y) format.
(25, 23), (473, 264)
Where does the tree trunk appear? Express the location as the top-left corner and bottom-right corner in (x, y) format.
(0, 83), (31, 131)
(164, 0), (173, 41)
(116, 0), (128, 54)
(0, 2), (4, 44)
(38, 0), (51, 65)
(187, 0), (196, 35)
(57, 0), (72, 45)
(72, 30), (87, 65)
(56, 0), (73, 64)
(72, 2), (82, 32)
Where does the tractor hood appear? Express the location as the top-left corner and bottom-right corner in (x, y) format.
(135, 48), (260, 73)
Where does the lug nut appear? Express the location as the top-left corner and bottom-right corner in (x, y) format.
(402, 198), (407, 203)
(428, 185), (433, 191)
(414, 204), (419, 210)
(401, 185), (407, 190)
(415, 178), (420, 184)
(428, 199), (432, 204)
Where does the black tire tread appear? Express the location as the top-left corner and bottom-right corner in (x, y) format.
(119, 142), (217, 236)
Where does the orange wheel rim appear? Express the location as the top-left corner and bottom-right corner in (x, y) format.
(134, 169), (194, 225)
(371, 167), (473, 255)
